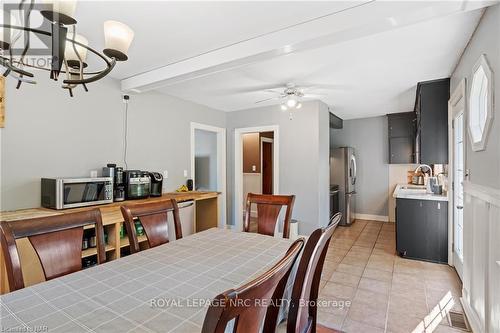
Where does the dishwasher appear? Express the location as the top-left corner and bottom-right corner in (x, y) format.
(167, 200), (195, 240)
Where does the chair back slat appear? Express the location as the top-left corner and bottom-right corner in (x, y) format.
(0, 209), (105, 292)
(287, 213), (342, 333)
(244, 193), (295, 238)
(120, 199), (182, 253)
(256, 204), (282, 236)
(139, 213), (170, 248)
(202, 239), (304, 333)
(29, 227), (84, 280)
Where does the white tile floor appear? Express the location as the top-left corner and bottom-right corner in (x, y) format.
(317, 220), (465, 333)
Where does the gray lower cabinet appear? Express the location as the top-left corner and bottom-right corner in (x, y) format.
(396, 198), (448, 263)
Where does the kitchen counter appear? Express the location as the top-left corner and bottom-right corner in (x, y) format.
(0, 191), (219, 224)
(393, 184), (448, 202)
(0, 191), (220, 294)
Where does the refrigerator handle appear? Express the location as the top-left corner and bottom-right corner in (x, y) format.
(350, 155), (357, 185)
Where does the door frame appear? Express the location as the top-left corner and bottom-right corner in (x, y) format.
(448, 78), (466, 275)
(234, 125), (279, 231)
(190, 122), (227, 228)
(260, 136), (274, 195)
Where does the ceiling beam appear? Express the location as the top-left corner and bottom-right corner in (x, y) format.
(121, 0), (493, 93)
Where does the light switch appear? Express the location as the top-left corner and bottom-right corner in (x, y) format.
(183, 170), (188, 177)
(252, 165), (256, 172)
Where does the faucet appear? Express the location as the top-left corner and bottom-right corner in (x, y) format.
(415, 164), (434, 193)
(414, 164), (433, 177)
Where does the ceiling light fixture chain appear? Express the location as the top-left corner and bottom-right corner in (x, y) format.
(0, 0), (134, 97)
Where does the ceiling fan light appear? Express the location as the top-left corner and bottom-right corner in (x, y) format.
(280, 103), (288, 111)
(286, 97), (297, 108)
(296, 102), (302, 109)
(65, 33), (88, 65)
(103, 20), (134, 61)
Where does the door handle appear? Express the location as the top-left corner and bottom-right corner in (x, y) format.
(456, 206), (463, 210)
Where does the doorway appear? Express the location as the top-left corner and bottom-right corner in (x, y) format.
(234, 126), (279, 231)
(261, 134), (274, 195)
(449, 79), (465, 280)
(190, 122), (226, 227)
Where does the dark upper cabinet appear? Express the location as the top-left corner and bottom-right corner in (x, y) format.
(415, 78), (450, 164)
(388, 112), (416, 164)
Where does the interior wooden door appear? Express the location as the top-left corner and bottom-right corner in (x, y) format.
(262, 141), (273, 194)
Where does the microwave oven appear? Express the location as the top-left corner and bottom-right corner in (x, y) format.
(41, 177), (113, 210)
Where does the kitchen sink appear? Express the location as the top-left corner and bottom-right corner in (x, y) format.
(400, 185), (426, 190)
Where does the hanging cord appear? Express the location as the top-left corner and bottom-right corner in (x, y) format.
(123, 98), (129, 170)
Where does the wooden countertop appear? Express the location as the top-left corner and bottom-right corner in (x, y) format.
(0, 191), (219, 225)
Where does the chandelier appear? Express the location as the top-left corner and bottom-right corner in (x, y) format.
(0, 0), (134, 96)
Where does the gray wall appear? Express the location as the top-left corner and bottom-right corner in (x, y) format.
(194, 129), (218, 191)
(451, 4), (500, 189)
(1, 75), (225, 210)
(226, 100), (330, 235)
(331, 116), (389, 217)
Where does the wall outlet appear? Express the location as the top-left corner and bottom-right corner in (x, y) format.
(163, 170), (168, 179)
(183, 170), (188, 177)
(252, 165), (257, 172)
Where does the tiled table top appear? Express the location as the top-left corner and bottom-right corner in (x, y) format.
(0, 228), (294, 333)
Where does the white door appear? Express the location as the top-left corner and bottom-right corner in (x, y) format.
(449, 80), (466, 280)
(453, 111), (464, 279)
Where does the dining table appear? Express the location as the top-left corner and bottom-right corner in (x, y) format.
(0, 228), (295, 333)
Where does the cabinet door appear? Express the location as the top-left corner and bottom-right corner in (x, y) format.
(423, 200), (448, 263)
(388, 114), (415, 138)
(390, 137), (415, 164)
(396, 199), (420, 256)
(419, 80), (450, 164)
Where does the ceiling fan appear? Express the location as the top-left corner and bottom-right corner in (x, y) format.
(255, 83), (327, 112)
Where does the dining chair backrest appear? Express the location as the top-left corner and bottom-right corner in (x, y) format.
(120, 199), (182, 253)
(286, 212), (341, 333)
(244, 193), (295, 238)
(0, 209), (105, 292)
(201, 238), (305, 333)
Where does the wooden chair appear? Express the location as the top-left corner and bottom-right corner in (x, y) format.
(244, 193), (295, 238)
(120, 199), (182, 253)
(278, 212), (342, 333)
(0, 209), (105, 292)
(201, 238), (305, 333)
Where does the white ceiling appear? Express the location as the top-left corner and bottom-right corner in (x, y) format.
(71, 1), (366, 80)
(157, 9), (483, 119)
(16, 0), (492, 119)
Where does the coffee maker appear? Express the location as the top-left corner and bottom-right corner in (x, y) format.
(102, 164), (125, 201)
(149, 172), (163, 197)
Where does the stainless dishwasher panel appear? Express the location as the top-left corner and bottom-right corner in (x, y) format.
(168, 200), (195, 240)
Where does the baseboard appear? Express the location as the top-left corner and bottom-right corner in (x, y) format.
(354, 213), (389, 222)
(460, 296), (483, 333)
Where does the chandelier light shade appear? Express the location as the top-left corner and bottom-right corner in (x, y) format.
(0, 0), (134, 96)
(103, 20), (134, 61)
(41, 0), (78, 24)
(65, 33), (88, 67)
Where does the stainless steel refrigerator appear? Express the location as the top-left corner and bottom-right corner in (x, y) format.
(331, 147), (357, 226)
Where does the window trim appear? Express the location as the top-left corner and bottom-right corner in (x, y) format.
(468, 54), (494, 152)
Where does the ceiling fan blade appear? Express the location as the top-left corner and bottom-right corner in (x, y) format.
(255, 97), (281, 104)
(304, 93), (329, 98)
(299, 83), (350, 92)
(211, 84), (286, 95)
